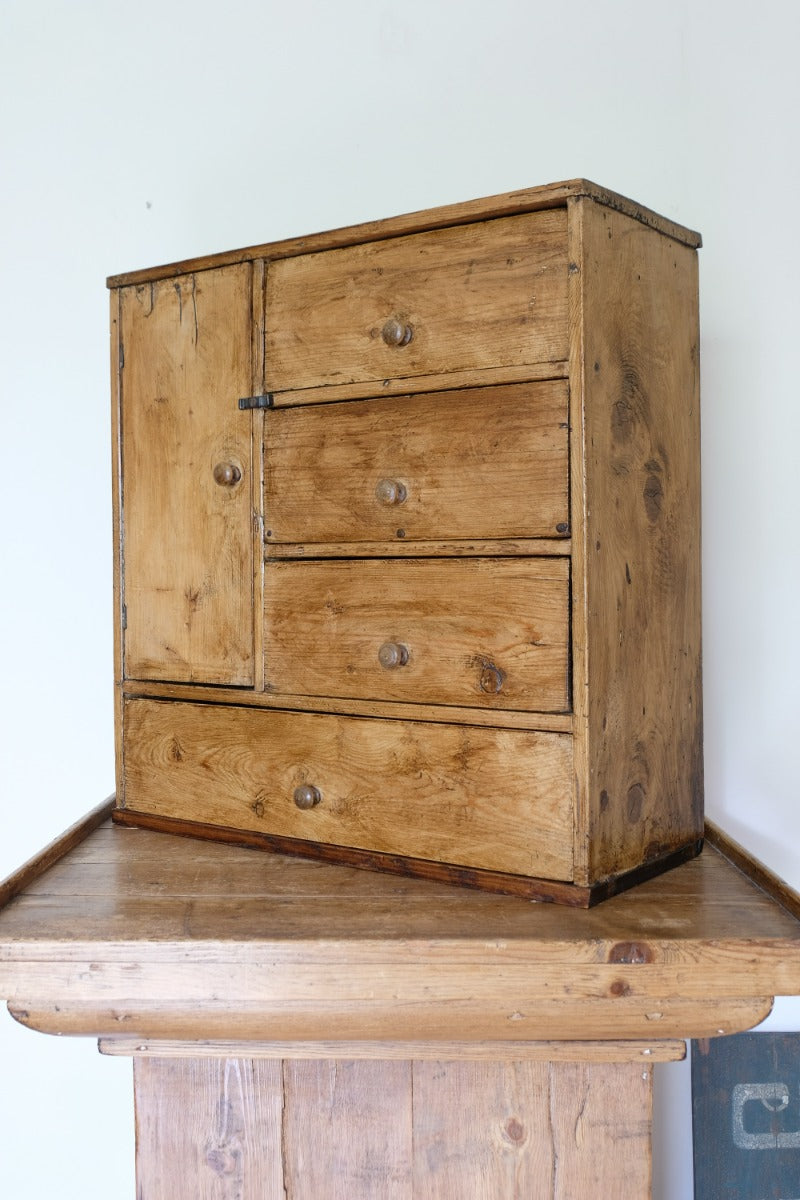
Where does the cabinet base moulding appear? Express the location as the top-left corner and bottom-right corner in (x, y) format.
(112, 807), (704, 907)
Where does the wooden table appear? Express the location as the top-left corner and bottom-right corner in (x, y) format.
(2, 800), (800, 1198)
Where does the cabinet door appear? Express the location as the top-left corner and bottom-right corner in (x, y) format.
(118, 264), (255, 685)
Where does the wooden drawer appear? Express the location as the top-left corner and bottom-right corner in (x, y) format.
(265, 211), (568, 394)
(264, 380), (569, 547)
(122, 699), (575, 880)
(264, 558), (570, 712)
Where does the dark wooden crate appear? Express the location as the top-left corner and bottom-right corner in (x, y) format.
(692, 1033), (800, 1199)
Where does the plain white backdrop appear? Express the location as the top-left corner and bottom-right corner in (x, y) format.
(1, 1), (798, 1195)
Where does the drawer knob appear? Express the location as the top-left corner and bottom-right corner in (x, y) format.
(293, 784), (322, 810)
(479, 663), (504, 694)
(378, 641), (409, 669)
(375, 478), (407, 506)
(381, 317), (414, 347)
(213, 461), (242, 487)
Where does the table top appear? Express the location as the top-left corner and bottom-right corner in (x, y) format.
(1, 804), (799, 1047)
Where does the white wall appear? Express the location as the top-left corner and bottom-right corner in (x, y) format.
(1, 1), (797, 1195)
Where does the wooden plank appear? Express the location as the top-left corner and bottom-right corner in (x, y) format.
(413, 1060), (555, 1197)
(2, 822), (800, 1042)
(282, 1061), (412, 1198)
(106, 178), (701, 288)
(705, 819), (800, 920)
(0, 797), (115, 911)
(250, 260), (266, 695)
(120, 681), (575, 733)
(263, 381), (569, 544)
(3, 827), (800, 947)
(3, 826), (800, 949)
(101, 1038), (686, 1063)
(3, 952), (789, 1006)
(110, 290), (125, 803)
(264, 557), (570, 712)
(121, 699), (575, 880)
(265, 211), (568, 393)
(265, 537), (572, 559)
(134, 1057), (284, 1199)
(571, 197), (703, 883)
(119, 264), (254, 686)
(412, 1060), (652, 1198)
(566, 195), (590, 884)
(128, 1053), (659, 1199)
(548, 1062), (652, 1197)
(268, 360), (568, 407)
(9, 996), (773, 1043)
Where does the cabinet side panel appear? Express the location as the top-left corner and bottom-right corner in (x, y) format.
(119, 264), (254, 685)
(577, 202), (703, 881)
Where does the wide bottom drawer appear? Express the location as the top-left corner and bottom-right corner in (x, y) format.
(121, 699), (575, 881)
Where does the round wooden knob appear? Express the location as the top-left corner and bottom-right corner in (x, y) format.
(479, 663), (504, 694)
(381, 317), (413, 347)
(213, 461), (242, 487)
(293, 784), (322, 810)
(378, 641), (409, 669)
(375, 479), (407, 506)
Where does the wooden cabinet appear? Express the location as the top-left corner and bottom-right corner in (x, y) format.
(110, 179), (704, 905)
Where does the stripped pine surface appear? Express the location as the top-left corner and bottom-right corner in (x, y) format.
(0, 819), (798, 1042)
(133, 1056), (653, 1199)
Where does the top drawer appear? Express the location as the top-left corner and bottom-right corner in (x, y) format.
(265, 210), (569, 395)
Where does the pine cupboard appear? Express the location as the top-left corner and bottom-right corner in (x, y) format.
(110, 179), (703, 905)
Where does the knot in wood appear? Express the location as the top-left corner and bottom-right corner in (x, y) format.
(608, 941), (653, 965)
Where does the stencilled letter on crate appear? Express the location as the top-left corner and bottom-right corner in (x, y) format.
(692, 1033), (800, 1199)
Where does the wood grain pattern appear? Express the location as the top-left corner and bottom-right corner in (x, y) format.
(705, 819), (800, 921)
(283, 1060), (412, 1198)
(264, 557), (570, 712)
(412, 1060), (556, 1197)
(569, 197), (703, 883)
(1, 820), (798, 1044)
(265, 211), (568, 394)
(263, 381), (568, 544)
(119, 264), (255, 685)
(121, 699), (574, 879)
(110, 290), (125, 802)
(547, 1062), (652, 1197)
(106, 178), (701, 289)
(121, 680), (574, 733)
(268, 360), (568, 408)
(265, 537), (572, 559)
(9, 996), (773, 1043)
(0, 795), (115, 910)
(250, 261), (266, 694)
(129, 1054), (658, 1198)
(111, 809), (697, 906)
(101, 1038), (686, 1063)
(110, 183), (706, 902)
(414, 1060), (651, 1198)
(134, 1057), (284, 1199)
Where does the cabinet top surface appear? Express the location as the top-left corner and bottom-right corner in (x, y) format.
(106, 178), (702, 289)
